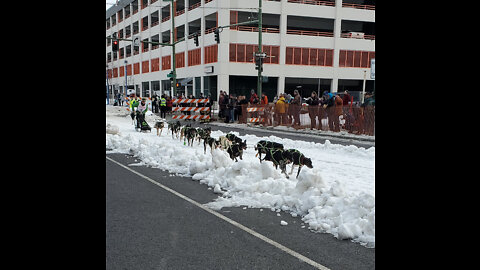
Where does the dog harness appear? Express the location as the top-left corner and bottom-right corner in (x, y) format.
(268, 148), (283, 165)
(288, 149), (303, 165)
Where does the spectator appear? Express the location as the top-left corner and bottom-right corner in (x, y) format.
(290, 90), (302, 128)
(342, 90), (352, 106)
(221, 91), (230, 122)
(152, 95), (159, 113)
(318, 93), (327, 130)
(333, 94), (343, 132)
(362, 92), (375, 136)
(166, 95), (173, 115)
(236, 95), (248, 123)
(261, 93), (268, 105)
(228, 94), (237, 123)
(249, 89), (260, 122)
(323, 91), (335, 131)
(273, 95), (279, 104)
(119, 93), (124, 106)
(284, 93), (293, 125)
(249, 89), (259, 105)
(159, 94), (167, 119)
(342, 90), (355, 133)
(218, 90), (225, 118)
(306, 91), (320, 130)
(274, 94), (287, 126)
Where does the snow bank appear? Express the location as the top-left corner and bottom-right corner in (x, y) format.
(105, 105), (375, 247)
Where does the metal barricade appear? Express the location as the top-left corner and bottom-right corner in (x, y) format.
(257, 102), (375, 136)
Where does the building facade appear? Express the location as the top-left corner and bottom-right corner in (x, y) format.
(106, 0), (375, 101)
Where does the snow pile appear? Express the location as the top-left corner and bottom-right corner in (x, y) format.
(106, 123), (120, 135)
(106, 105), (375, 247)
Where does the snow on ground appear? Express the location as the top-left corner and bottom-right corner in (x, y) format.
(106, 105), (375, 248)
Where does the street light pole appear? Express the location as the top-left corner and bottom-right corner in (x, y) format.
(257, 0), (263, 99)
(106, 64), (110, 105)
(125, 60), (128, 97)
(170, 0), (177, 97)
(361, 70), (366, 104)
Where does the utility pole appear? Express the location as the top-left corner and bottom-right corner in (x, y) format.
(125, 60), (128, 97)
(257, 0), (263, 99)
(170, 0), (177, 97)
(106, 64), (110, 105)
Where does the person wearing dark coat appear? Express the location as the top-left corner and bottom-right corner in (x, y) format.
(221, 92), (230, 122)
(290, 90), (302, 127)
(306, 91), (320, 130)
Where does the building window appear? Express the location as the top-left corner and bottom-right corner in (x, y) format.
(141, 0), (148, 9)
(339, 50), (375, 68)
(188, 48), (201, 66)
(132, 0), (139, 14)
(133, 21), (139, 34)
(175, 52), (185, 68)
(125, 4), (131, 18)
(126, 45), (132, 57)
(142, 38), (149, 52)
(204, 44), (218, 64)
(151, 58), (160, 72)
(162, 56), (171, 70)
(142, 16), (149, 31)
(151, 35), (160, 50)
(230, 44), (279, 64)
(151, 11), (159, 27)
(285, 46), (334, 66)
(142, 60), (149, 73)
(134, 63), (140, 74)
(118, 10), (123, 23)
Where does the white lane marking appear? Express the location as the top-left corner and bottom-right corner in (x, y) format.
(106, 156), (330, 270)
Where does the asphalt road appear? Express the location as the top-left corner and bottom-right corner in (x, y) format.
(106, 149), (375, 269)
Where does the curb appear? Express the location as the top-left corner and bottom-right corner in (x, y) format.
(208, 122), (375, 144)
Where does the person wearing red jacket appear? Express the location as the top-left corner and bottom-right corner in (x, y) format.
(166, 96), (173, 115)
(342, 90), (352, 106)
(249, 89), (259, 105)
(261, 93), (268, 105)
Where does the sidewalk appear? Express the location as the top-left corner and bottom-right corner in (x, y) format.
(208, 121), (375, 143)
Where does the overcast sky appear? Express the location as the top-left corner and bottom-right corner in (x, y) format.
(106, 1), (114, 10)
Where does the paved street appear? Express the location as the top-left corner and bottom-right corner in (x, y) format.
(106, 129), (375, 270)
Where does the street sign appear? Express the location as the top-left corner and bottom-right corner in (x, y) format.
(167, 72), (173, 78)
(204, 66), (214, 73)
(133, 36), (140, 47)
(370, 58), (375, 80)
(255, 52), (267, 58)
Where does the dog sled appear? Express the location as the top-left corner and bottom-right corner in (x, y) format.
(134, 112), (151, 132)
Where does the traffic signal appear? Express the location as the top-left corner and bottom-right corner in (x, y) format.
(176, 82), (181, 88)
(255, 56), (263, 72)
(112, 39), (119, 52)
(194, 32), (199, 47)
(214, 28), (220, 44)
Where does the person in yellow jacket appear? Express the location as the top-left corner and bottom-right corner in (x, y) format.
(274, 94), (287, 126)
(129, 94), (140, 124)
(159, 94), (167, 119)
